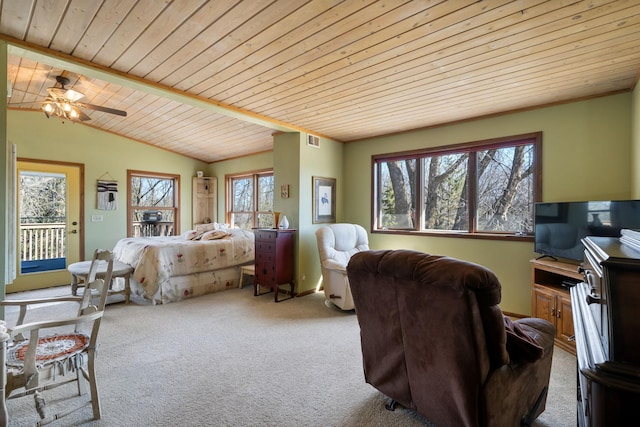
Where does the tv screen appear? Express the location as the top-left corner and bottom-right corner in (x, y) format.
(534, 200), (640, 262)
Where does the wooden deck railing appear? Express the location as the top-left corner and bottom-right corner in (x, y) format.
(132, 221), (174, 237)
(19, 221), (175, 262)
(20, 223), (66, 261)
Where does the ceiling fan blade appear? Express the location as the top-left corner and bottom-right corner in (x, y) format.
(47, 87), (67, 99)
(77, 110), (92, 121)
(47, 87), (85, 102)
(77, 102), (127, 117)
(64, 88), (85, 102)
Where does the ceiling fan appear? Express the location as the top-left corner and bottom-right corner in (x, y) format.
(12, 75), (127, 122)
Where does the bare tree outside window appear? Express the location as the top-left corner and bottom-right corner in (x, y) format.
(20, 172), (66, 224)
(476, 145), (534, 232)
(374, 133), (541, 237)
(128, 171), (179, 237)
(19, 172), (67, 267)
(379, 160), (415, 229)
(227, 171), (274, 229)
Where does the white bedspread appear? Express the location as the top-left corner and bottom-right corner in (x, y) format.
(113, 228), (254, 300)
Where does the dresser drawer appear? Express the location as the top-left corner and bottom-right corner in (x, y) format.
(256, 251), (275, 263)
(254, 230), (277, 241)
(255, 262), (275, 284)
(256, 241), (275, 253)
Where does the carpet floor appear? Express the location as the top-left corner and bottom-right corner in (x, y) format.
(3, 286), (576, 426)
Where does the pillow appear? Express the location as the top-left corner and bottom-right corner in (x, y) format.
(194, 223), (215, 234)
(182, 230), (199, 240)
(201, 230), (230, 240)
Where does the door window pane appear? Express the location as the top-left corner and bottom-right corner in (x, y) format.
(19, 171), (67, 273)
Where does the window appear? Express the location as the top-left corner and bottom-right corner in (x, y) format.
(226, 170), (274, 229)
(127, 170), (179, 237)
(373, 133), (541, 238)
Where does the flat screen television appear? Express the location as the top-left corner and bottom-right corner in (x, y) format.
(534, 200), (640, 262)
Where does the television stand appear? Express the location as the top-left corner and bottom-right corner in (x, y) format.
(530, 257), (581, 355)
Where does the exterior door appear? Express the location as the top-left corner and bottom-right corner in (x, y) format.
(10, 160), (83, 292)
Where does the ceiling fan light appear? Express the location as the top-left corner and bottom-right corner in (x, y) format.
(43, 103), (54, 113)
(63, 102), (72, 112)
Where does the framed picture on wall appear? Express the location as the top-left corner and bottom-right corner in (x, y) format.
(312, 176), (336, 223)
(280, 184), (289, 199)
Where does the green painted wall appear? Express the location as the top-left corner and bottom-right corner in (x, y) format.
(7, 110), (208, 258)
(297, 134), (344, 294)
(273, 133), (301, 231)
(343, 93), (632, 315)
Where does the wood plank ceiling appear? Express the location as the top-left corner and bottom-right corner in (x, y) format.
(2, 0), (640, 163)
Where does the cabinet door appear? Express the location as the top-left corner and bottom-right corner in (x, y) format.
(556, 293), (575, 344)
(533, 285), (556, 324)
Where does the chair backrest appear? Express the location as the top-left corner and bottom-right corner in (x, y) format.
(346, 249), (509, 427)
(315, 223), (369, 267)
(81, 249), (113, 315)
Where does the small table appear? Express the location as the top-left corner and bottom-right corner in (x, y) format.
(68, 260), (133, 304)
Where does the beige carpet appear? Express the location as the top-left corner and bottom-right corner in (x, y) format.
(3, 286), (575, 426)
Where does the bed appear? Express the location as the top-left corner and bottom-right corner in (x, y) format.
(112, 227), (254, 304)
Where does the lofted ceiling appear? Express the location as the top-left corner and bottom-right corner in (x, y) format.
(2, 0), (640, 163)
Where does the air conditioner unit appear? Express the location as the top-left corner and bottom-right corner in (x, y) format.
(307, 134), (320, 148)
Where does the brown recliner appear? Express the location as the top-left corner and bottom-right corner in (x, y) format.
(346, 250), (555, 427)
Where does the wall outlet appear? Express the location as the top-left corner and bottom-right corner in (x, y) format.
(301, 274), (306, 281)
(91, 214), (104, 222)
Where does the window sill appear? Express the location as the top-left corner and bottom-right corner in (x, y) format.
(372, 229), (534, 242)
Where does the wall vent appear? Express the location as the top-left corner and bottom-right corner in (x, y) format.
(307, 134), (320, 148)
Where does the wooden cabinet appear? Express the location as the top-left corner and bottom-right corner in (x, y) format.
(192, 176), (217, 227)
(531, 258), (581, 354)
(254, 229), (295, 302)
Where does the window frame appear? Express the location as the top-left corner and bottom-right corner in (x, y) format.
(371, 132), (542, 241)
(225, 169), (274, 229)
(127, 170), (180, 237)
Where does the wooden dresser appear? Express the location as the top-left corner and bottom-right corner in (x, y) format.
(254, 229), (296, 302)
(571, 236), (640, 426)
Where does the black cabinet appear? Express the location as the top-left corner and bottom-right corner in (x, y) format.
(571, 236), (640, 426)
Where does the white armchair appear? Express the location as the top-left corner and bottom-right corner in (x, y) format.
(315, 223), (369, 310)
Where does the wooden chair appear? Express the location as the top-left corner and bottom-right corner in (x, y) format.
(0, 249), (113, 425)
